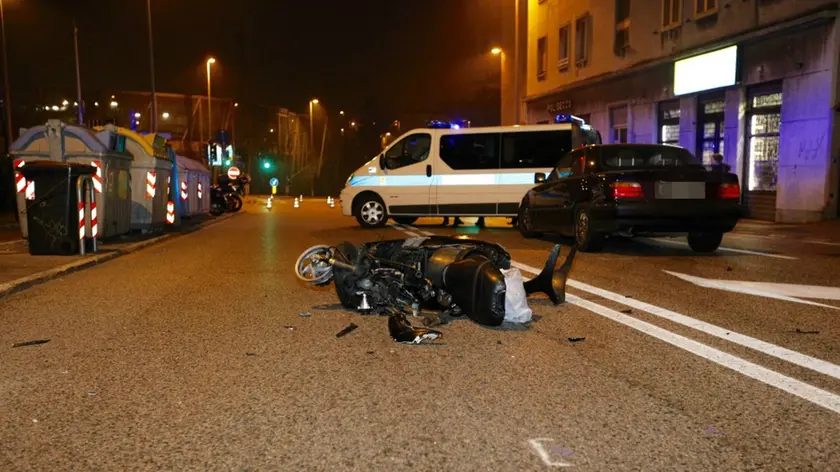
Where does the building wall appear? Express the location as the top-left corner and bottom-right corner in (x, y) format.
(523, 0), (840, 222)
(526, 0), (838, 102)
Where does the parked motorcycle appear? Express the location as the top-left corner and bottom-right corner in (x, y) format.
(210, 182), (243, 215)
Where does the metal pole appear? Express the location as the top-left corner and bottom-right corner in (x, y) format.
(317, 114), (327, 178)
(513, 0), (520, 125)
(89, 177), (96, 253)
(73, 20), (84, 125)
(309, 102), (314, 154)
(0, 0), (13, 148)
(146, 0), (158, 132)
(207, 61), (212, 142)
(76, 175), (85, 256)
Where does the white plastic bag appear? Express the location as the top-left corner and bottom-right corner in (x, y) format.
(502, 268), (533, 323)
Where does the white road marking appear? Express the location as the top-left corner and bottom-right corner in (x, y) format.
(638, 237), (798, 260)
(805, 240), (840, 247)
(665, 270), (840, 305)
(527, 438), (574, 467)
(510, 262), (840, 381)
(404, 225), (435, 237)
(387, 223), (421, 238)
(566, 293), (840, 415)
(392, 226), (840, 413)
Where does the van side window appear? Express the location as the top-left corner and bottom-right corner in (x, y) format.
(439, 133), (500, 170)
(384, 133), (431, 170)
(501, 130), (572, 169)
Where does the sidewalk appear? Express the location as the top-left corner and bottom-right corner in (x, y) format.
(0, 212), (238, 297)
(733, 218), (840, 243)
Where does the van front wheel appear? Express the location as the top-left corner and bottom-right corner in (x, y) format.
(354, 195), (388, 228)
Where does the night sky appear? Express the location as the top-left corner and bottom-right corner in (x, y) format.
(5, 0), (505, 124)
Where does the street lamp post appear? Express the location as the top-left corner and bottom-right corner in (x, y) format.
(491, 47), (505, 125)
(206, 57), (216, 142)
(0, 0), (13, 149)
(146, 0), (158, 132)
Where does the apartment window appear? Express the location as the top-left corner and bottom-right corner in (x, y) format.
(747, 88), (783, 192)
(575, 14), (591, 66)
(614, 0), (630, 56)
(658, 101), (680, 145)
(537, 36), (548, 80)
(662, 0), (681, 29)
(558, 25), (570, 71)
(696, 0), (718, 17)
(610, 105), (628, 144)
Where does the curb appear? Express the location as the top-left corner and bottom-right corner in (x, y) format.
(0, 212), (241, 299)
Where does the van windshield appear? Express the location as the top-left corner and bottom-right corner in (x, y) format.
(600, 145), (703, 169)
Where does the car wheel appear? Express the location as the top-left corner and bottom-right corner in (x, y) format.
(517, 199), (541, 238)
(354, 194), (388, 228)
(574, 206), (605, 252)
(392, 216), (418, 226)
(687, 231), (723, 253)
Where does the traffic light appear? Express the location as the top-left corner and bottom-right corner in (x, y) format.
(263, 161), (271, 169)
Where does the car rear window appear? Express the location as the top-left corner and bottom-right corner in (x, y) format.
(600, 145), (702, 169)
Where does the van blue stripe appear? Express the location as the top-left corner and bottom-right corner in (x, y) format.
(348, 172), (541, 187)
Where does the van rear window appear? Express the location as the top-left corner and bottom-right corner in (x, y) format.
(501, 130), (572, 169)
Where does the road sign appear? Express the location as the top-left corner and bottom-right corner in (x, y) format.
(227, 166), (241, 179)
(269, 177), (279, 187)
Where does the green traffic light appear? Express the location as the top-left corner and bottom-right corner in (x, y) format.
(263, 162), (271, 169)
(225, 159), (231, 166)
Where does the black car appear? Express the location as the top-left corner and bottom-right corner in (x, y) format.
(517, 144), (741, 253)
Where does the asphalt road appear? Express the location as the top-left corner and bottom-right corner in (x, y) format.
(2, 197), (839, 471)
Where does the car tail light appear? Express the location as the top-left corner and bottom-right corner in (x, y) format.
(613, 182), (643, 199)
(719, 183), (740, 199)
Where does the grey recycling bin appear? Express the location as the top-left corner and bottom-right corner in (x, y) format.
(19, 161), (96, 256)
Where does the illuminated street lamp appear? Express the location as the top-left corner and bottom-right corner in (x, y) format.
(491, 47), (506, 124)
(206, 57), (216, 141)
(309, 98), (319, 152)
(162, 112), (170, 120)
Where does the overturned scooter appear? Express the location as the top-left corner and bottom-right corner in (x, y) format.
(294, 236), (576, 343)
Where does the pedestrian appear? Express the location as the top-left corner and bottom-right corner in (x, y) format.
(710, 153), (731, 173)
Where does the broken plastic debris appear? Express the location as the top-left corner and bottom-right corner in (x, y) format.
(704, 425), (724, 435)
(87, 392), (97, 396)
(298, 312), (313, 318)
(284, 325), (296, 331)
(12, 339), (50, 348)
(389, 313), (442, 344)
(335, 323), (359, 338)
(567, 337), (586, 343)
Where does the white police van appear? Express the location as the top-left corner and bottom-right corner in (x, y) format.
(339, 115), (602, 228)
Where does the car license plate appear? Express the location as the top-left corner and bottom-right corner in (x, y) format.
(654, 181), (705, 199)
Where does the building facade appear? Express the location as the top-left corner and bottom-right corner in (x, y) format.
(522, 0), (840, 222)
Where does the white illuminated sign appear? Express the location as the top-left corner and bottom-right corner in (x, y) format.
(674, 45), (737, 96)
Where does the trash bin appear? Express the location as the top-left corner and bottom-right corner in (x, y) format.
(19, 161), (95, 256)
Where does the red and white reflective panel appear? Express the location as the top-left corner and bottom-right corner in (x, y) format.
(197, 182), (203, 199)
(166, 201), (175, 224)
(14, 159), (26, 193)
(90, 201), (98, 239)
(180, 181), (188, 201)
(146, 171), (157, 198)
(78, 202), (85, 240)
(25, 181), (35, 201)
(90, 161), (103, 193)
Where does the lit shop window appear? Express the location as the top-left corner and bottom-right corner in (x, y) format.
(747, 91), (782, 192)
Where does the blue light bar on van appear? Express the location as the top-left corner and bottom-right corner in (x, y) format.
(426, 120), (452, 129)
(554, 114), (586, 125)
